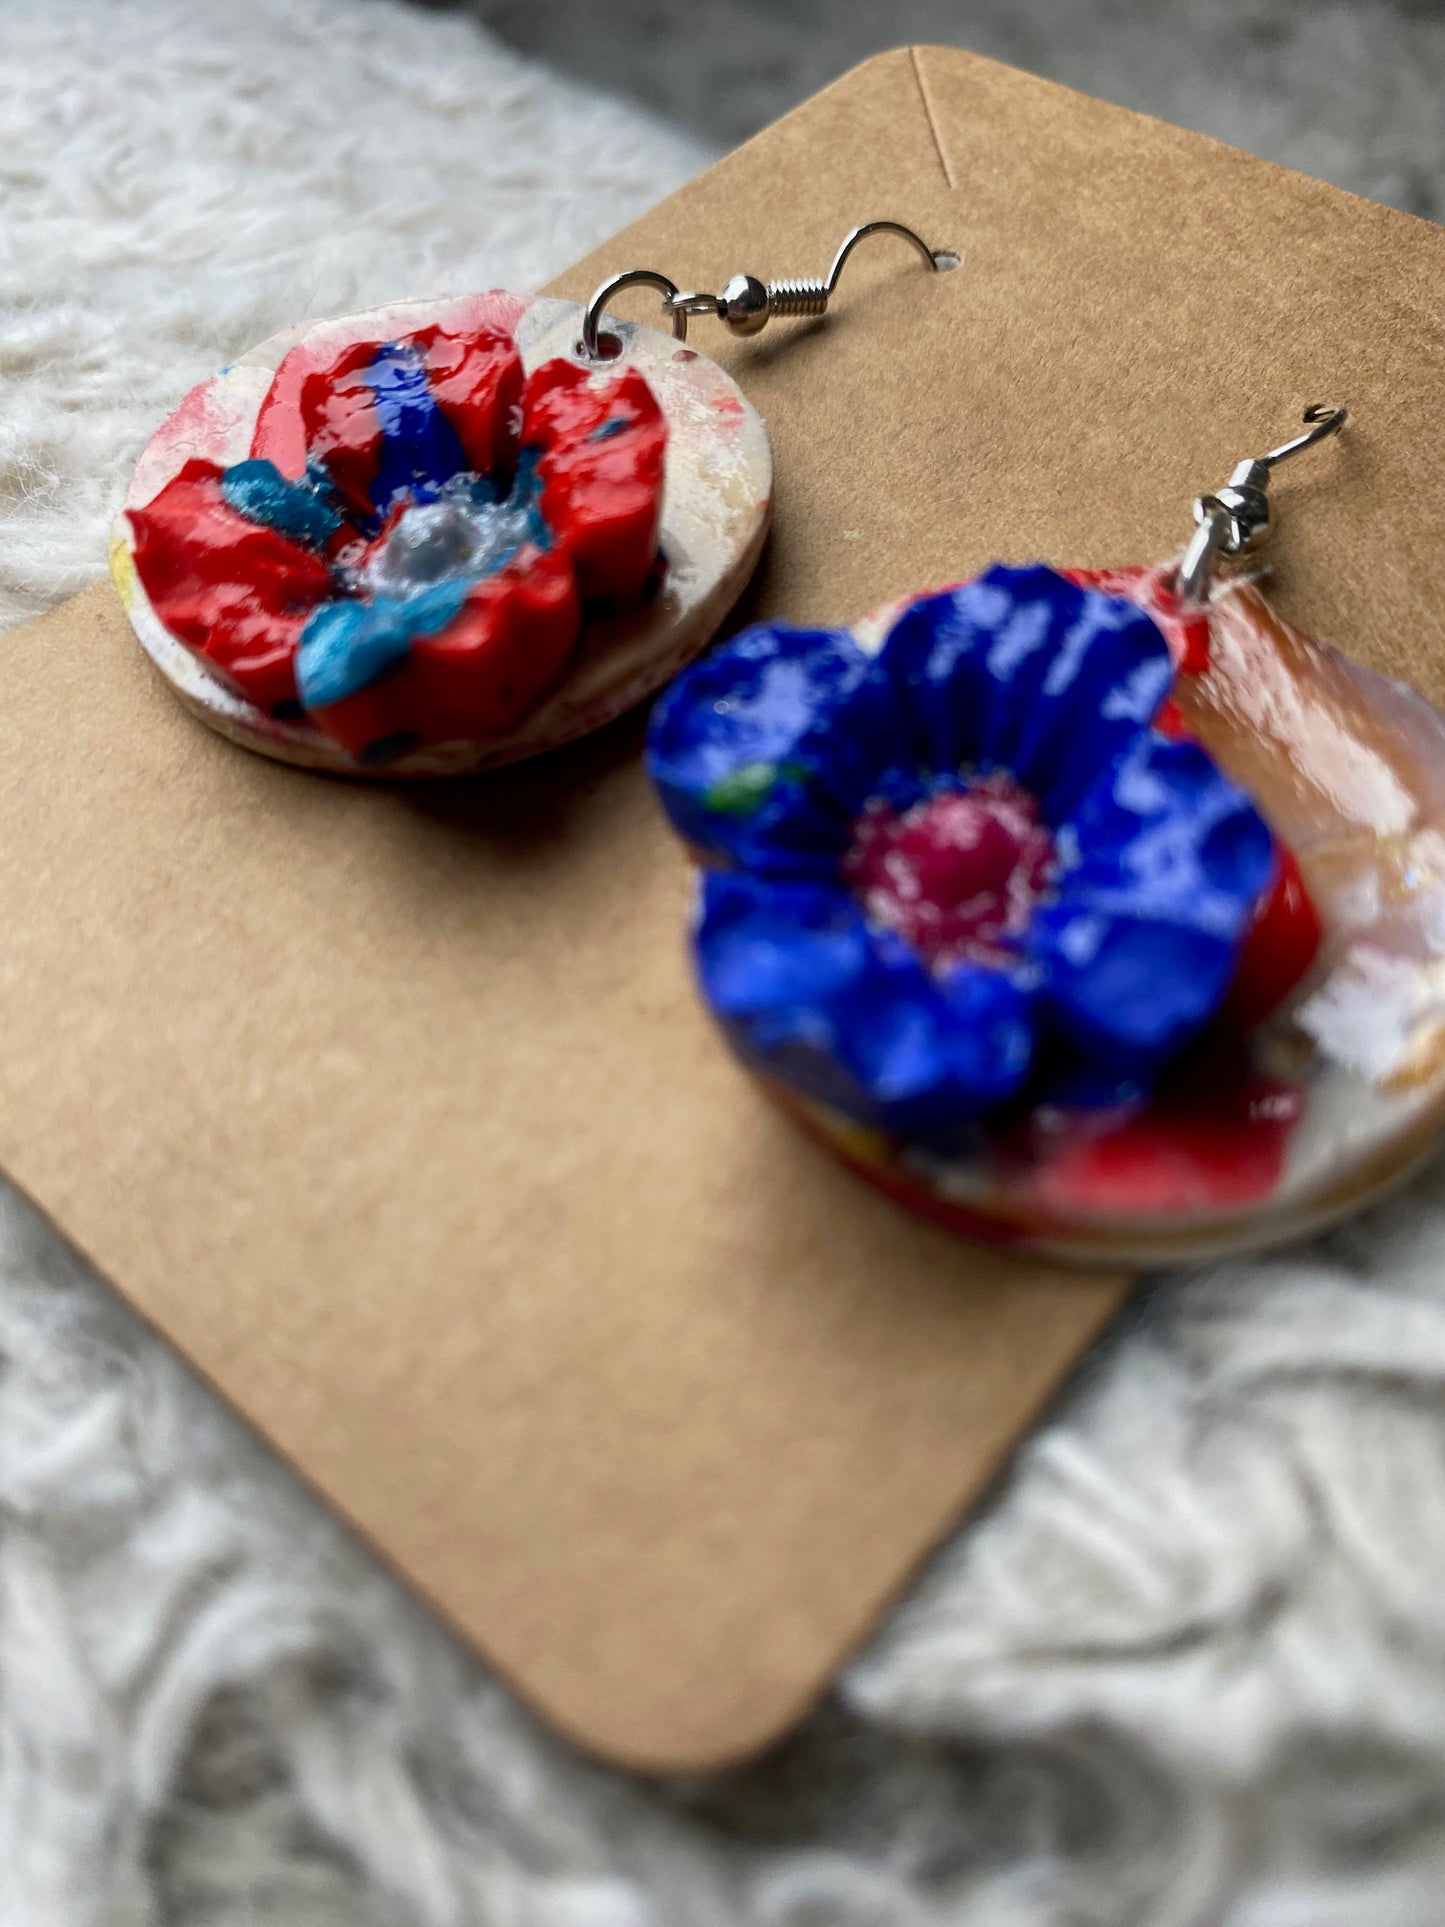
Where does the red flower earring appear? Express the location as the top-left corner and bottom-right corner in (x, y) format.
(111, 225), (953, 777)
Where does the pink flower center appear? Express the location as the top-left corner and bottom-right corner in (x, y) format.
(843, 774), (1055, 970)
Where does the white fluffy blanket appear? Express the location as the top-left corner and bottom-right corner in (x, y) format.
(5, 3), (1445, 1923)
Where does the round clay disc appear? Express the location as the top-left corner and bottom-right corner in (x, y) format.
(111, 291), (772, 776)
(801, 577), (1445, 1265)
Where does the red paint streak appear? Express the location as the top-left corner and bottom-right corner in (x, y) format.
(449, 289), (531, 339)
(522, 357), (667, 605)
(155, 376), (230, 458)
(769, 1055), (1302, 1243)
(1224, 845), (1322, 1031)
(1064, 562), (1212, 674)
(1015, 1043), (1304, 1217)
(125, 459), (330, 710)
(843, 775), (1054, 971)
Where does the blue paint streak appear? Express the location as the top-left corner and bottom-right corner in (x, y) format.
(511, 446), (551, 556)
(221, 459), (342, 549)
(363, 342), (468, 517)
(296, 579), (469, 711)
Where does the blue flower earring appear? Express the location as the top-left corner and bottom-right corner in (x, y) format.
(648, 408), (1445, 1265)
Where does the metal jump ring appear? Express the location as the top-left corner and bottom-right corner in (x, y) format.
(580, 269), (686, 358)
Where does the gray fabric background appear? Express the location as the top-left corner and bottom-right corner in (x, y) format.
(464, 0), (1445, 219)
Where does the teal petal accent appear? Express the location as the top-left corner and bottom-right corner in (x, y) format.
(296, 579), (470, 710)
(221, 459), (342, 550)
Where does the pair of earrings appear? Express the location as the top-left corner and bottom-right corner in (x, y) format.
(112, 226), (1445, 1267)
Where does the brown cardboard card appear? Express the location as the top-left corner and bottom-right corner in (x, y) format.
(2, 48), (1445, 1772)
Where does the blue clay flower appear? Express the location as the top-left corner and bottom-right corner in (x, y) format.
(647, 563), (1276, 1138)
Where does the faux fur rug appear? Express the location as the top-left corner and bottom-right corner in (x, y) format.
(6, 2), (1445, 1923)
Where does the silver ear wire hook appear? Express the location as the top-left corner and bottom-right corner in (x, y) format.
(1176, 404), (1347, 607)
(580, 269), (688, 356)
(579, 220), (954, 359)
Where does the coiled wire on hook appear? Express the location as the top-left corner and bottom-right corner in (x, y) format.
(1175, 404), (1347, 607)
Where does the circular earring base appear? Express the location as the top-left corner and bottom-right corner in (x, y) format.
(112, 292), (772, 777)
(662, 566), (1445, 1269)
